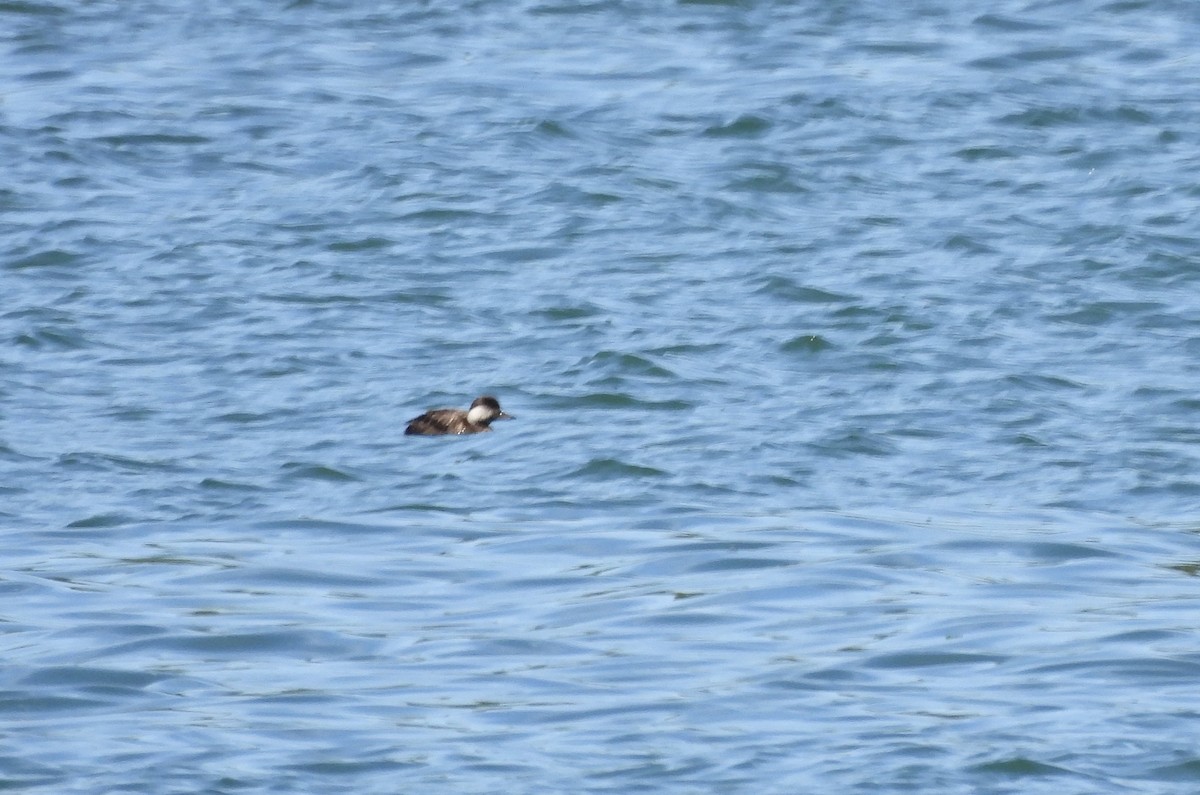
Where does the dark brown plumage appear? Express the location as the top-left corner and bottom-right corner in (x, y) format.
(404, 395), (514, 436)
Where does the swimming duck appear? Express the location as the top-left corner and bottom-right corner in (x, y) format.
(404, 395), (514, 436)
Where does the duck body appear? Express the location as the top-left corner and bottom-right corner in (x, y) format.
(405, 395), (514, 436)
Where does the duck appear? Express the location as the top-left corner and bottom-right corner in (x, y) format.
(404, 395), (514, 436)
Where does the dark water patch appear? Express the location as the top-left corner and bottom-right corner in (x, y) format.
(855, 39), (946, 57)
(253, 689), (342, 705)
(642, 609), (737, 627)
(954, 145), (1018, 161)
(57, 452), (179, 474)
(484, 245), (563, 264)
(1145, 212), (1188, 229)
(756, 276), (852, 305)
(1120, 46), (1168, 65)
(687, 556), (794, 573)
(0, 1), (67, 15)
(65, 513), (139, 529)
(101, 405), (157, 422)
(326, 236), (392, 253)
(368, 503), (484, 523)
(533, 181), (622, 207)
(969, 47), (1088, 72)
(252, 518), (399, 535)
(398, 207), (493, 223)
(1099, 629), (1184, 645)
(645, 538), (778, 555)
(829, 303), (893, 326)
(19, 665), (169, 691)
(780, 334), (834, 354)
(1101, 0), (1153, 11)
(812, 429), (897, 458)
(12, 326), (89, 350)
(703, 114), (771, 138)
(6, 248), (80, 270)
(726, 161), (807, 194)
(279, 462), (361, 482)
(91, 629), (377, 661)
(1165, 560), (1200, 577)
(786, 667), (877, 688)
(1027, 657), (1200, 683)
(970, 758), (1075, 777)
(0, 444), (27, 461)
(571, 350), (676, 380)
(531, 118), (573, 138)
(208, 566), (380, 590)
(570, 458), (667, 479)
(119, 552), (234, 568)
(997, 106), (1089, 129)
(529, 2), (616, 15)
(92, 133), (211, 147)
(941, 233), (996, 254)
(865, 651), (1008, 669)
(18, 69), (72, 82)
(0, 694), (107, 714)
(1049, 301), (1166, 327)
(286, 758), (423, 777)
(265, 291), (368, 306)
(972, 13), (1054, 32)
(199, 477), (265, 492)
(1020, 541), (1121, 564)
(468, 637), (590, 658)
(1156, 131), (1181, 149)
(531, 303), (604, 321)
(1000, 373), (1088, 393)
(1146, 759), (1200, 782)
(383, 289), (451, 306)
(0, 757), (62, 791)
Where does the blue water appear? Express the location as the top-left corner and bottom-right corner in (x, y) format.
(4, 1), (1200, 792)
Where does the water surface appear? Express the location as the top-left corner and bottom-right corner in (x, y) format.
(3, 1), (1200, 792)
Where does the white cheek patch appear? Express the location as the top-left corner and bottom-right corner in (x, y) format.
(467, 406), (489, 424)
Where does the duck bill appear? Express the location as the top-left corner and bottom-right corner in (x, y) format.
(497, 411), (514, 420)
